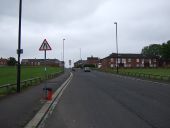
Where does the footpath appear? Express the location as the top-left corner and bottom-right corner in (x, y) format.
(0, 71), (70, 128)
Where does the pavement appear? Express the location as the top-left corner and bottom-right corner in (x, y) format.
(0, 71), (70, 128)
(42, 69), (170, 128)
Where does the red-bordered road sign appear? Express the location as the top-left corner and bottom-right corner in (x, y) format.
(39, 39), (52, 51)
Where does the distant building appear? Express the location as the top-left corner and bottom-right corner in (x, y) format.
(74, 60), (87, 68)
(21, 59), (62, 67)
(73, 53), (163, 69)
(0, 57), (7, 66)
(86, 56), (100, 68)
(74, 56), (100, 68)
(101, 53), (159, 68)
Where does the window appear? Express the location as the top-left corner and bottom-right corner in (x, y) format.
(110, 58), (114, 62)
(154, 64), (156, 67)
(124, 64), (127, 67)
(128, 58), (131, 62)
(118, 58), (121, 63)
(110, 64), (114, 68)
(122, 58), (126, 63)
(142, 59), (144, 64)
(136, 59), (139, 63)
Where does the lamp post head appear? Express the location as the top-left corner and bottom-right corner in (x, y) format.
(114, 22), (117, 24)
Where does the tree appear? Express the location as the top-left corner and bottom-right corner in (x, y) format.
(141, 44), (161, 57)
(141, 46), (149, 55)
(7, 57), (17, 66)
(161, 40), (170, 59)
(83, 64), (96, 68)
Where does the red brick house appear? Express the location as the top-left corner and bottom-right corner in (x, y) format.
(86, 56), (100, 67)
(101, 53), (159, 68)
(0, 58), (7, 66)
(21, 59), (62, 67)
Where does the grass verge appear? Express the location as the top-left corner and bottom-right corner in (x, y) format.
(98, 68), (170, 82)
(0, 66), (63, 86)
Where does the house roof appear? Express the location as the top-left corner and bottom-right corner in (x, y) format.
(0, 57), (7, 61)
(104, 53), (159, 59)
(21, 59), (60, 63)
(74, 60), (87, 64)
(87, 57), (99, 60)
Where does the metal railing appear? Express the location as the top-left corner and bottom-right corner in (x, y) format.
(98, 69), (170, 82)
(119, 71), (170, 81)
(0, 71), (64, 95)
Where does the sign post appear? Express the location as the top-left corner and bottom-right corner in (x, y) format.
(39, 39), (52, 99)
(69, 60), (71, 68)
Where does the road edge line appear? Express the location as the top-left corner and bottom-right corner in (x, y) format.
(24, 72), (73, 128)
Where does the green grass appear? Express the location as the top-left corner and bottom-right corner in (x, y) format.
(118, 68), (170, 76)
(99, 68), (170, 82)
(0, 66), (63, 86)
(100, 68), (170, 76)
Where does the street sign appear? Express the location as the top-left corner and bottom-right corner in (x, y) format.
(69, 60), (71, 66)
(39, 39), (52, 51)
(17, 49), (23, 54)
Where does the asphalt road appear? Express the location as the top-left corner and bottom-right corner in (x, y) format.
(43, 69), (170, 128)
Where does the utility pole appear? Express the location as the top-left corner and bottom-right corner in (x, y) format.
(17, 0), (23, 93)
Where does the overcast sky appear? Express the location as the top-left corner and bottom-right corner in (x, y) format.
(0, 0), (170, 67)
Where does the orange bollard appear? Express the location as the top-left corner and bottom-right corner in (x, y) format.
(47, 88), (52, 101)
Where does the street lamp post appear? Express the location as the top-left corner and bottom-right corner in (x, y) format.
(80, 48), (81, 60)
(17, 0), (23, 93)
(114, 22), (119, 74)
(63, 38), (65, 72)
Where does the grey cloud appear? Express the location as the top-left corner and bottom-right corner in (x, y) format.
(0, 0), (18, 17)
(21, 0), (107, 24)
(0, 0), (170, 67)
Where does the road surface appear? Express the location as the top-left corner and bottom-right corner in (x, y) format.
(43, 69), (170, 128)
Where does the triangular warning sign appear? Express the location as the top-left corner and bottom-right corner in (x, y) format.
(39, 39), (52, 51)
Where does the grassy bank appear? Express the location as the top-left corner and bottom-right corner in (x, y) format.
(0, 66), (63, 86)
(99, 68), (170, 81)
(119, 68), (170, 76)
(100, 68), (170, 76)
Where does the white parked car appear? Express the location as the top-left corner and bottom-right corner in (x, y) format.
(84, 67), (91, 72)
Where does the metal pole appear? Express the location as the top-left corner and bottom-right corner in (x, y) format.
(17, 0), (22, 93)
(80, 48), (82, 60)
(114, 22), (119, 74)
(63, 39), (65, 72)
(44, 50), (47, 80)
(43, 50), (47, 99)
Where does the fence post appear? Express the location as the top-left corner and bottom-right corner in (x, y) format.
(160, 75), (163, 80)
(6, 84), (10, 94)
(148, 74), (150, 79)
(168, 76), (170, 81)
